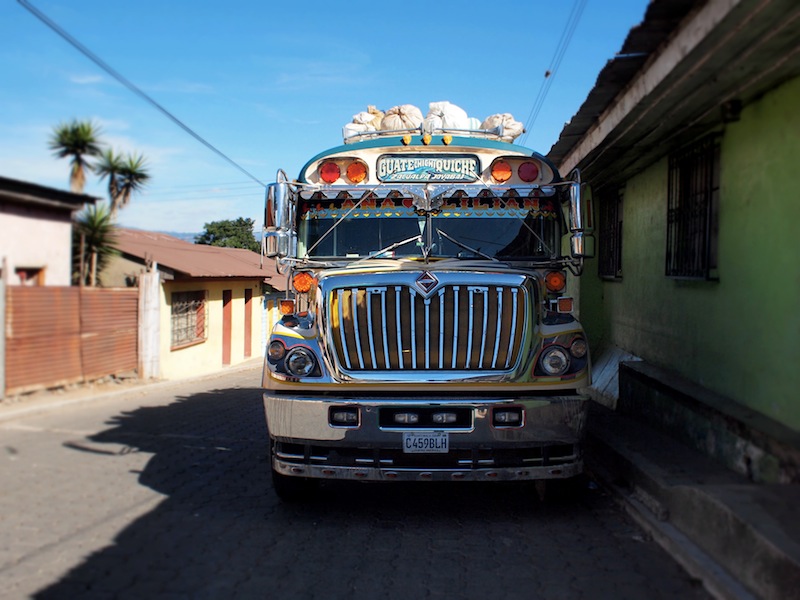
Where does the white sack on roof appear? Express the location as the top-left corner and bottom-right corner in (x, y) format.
(367, 105), (384, 129)
(480, 113), (525, 142)
(343, 122), (373, 138)
(423, 101), (470, 131)
(380, 104), (424, 131)
(352, 111), (375, 125)
(343, 108), (380, 138)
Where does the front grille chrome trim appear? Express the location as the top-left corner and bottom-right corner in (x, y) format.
(325, 272), (530, 375)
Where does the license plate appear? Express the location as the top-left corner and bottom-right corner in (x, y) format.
(402, 431), (449, 453)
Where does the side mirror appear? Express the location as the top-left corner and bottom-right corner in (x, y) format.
(264, 228), (293, 258)
(267, 180), (292, 230)
(264, 175), (294, 259)
(566, 177), (595, 258)
(570, 232), (596, 258)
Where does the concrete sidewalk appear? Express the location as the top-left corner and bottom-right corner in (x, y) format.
(0, 358), (265, 423)
(585, 402), (800, 600)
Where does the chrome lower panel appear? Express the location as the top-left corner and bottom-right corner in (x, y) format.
(273, 459), (583, 482)
(264, 393), (588, 482)
(264, 393), (588, 442)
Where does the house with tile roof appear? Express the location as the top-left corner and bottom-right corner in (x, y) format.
(103, 228), (285, 380)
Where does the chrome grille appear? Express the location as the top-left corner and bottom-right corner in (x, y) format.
(327, 281), (527, 371)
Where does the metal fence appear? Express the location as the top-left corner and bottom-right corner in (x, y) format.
(3, 286), (138, 396)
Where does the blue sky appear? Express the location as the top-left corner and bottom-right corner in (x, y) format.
(1, 0), (649, 233)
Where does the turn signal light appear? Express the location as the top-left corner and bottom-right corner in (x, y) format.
(319, 161), (341, 184)
(292, 271), (315, 293)
(545, 271), (567, 292)
(346, 161), (367, 183)
(279, 299), (296, 315)
(557, 297), (574, 313)
(491, 160), (512, 183)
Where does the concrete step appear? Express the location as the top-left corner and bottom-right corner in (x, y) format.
(585, 403), (800, 600)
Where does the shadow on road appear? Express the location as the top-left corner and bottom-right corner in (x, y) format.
(31, 387), (659, 599)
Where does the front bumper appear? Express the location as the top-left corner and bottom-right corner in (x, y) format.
(264, 393), (589, 482)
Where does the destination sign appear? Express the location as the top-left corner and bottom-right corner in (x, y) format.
(377, 154), (480, 183)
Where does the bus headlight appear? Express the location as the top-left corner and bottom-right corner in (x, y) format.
(540, 347), (570, 376)
(285, 347), (317, 377)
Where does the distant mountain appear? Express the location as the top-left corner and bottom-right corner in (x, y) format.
(157, 231), (201, 243)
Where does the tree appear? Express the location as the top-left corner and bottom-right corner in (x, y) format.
(94, 150), (151, 220)
(195, 218), (260, 252)
(73, 204), (118, 286)
(49, 120), (103, 193)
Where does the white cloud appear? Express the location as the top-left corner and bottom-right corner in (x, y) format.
(69, 74), (103, 85)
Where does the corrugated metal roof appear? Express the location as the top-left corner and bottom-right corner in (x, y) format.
(547, 0), (800, 186)
(115, 228), (284, 288)
(547, 0), (699, 166)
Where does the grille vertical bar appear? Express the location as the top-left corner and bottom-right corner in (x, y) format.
(506, 289), (519, 369)
(395, 286), (403, 369)
(351, 290), (365, 368)
(491, 288), (503, 368)
(336, 289), (351, 370)
(451, 286), (460, 369)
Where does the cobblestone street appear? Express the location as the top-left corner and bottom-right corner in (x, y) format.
(0, 366), (709, 599)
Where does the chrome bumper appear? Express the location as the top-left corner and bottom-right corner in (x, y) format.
(263, 393), (588, 482)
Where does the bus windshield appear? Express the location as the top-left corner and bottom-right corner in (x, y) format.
(297, 196), (562, 260)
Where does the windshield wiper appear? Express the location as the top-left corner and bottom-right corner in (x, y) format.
(436, 229), (499, 262)
(352, 234), (424, 264)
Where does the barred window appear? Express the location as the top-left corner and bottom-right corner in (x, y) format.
(666, 135), (720, 279)
(171, 291), (207, 348)
(598, 188), (623, 279)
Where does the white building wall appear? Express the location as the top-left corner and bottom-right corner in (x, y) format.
(0, 207), (73, 286)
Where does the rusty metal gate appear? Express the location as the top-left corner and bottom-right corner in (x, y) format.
(4, 287), (138, 395)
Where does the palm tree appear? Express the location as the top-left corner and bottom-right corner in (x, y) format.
(95, 151), (150, 219)
(115, 154), (150, 217)
(73, 203), (118, 286)
(93, 149), (124, 206)
(50, 120), (103, 193)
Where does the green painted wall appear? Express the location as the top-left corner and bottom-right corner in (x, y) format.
(584, 75), (800, 431)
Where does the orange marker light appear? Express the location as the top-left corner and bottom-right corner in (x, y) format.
(319, 161), (340, 184)
(545, 271), (567, 293)
(279, 299), (296, 315)
(557, 297), (574, 313)
(346, 161), (367, 184)
(491, 160), (512, 183)
(292, 271), (315, 293)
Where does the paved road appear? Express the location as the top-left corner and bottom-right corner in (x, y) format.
(0, 365), (710, 599)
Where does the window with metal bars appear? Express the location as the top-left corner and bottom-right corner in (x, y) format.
(171, 290), (207, 348)
(598, 187), (623, 279)
(666, 135), (720, 279)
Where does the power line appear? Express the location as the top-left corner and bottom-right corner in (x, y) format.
(520, 0), (587, 146)
(150, 182), (263, 196)
(144, 192), (263, 202)
(18, 0), (267, 188)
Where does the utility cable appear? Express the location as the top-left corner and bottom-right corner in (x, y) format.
(520, 0), (587, 146)
(18, 0), (267, 188)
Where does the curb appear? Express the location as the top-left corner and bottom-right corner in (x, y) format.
(586, 405), (800, 600)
